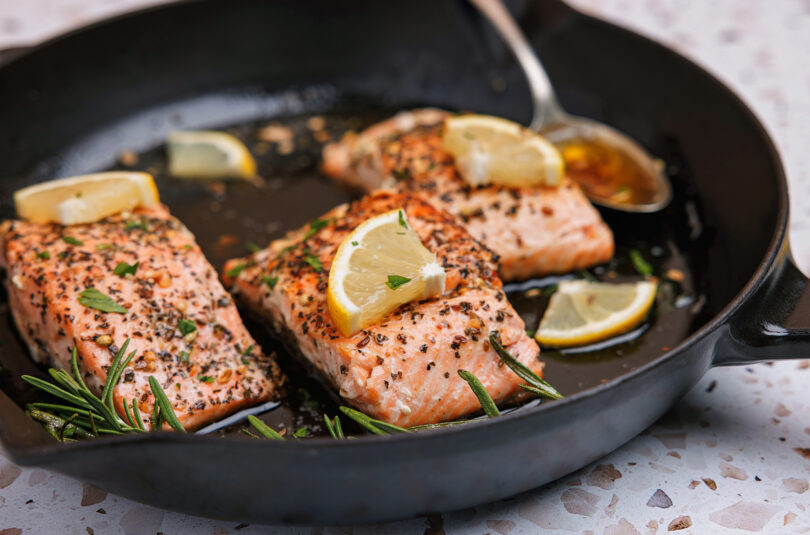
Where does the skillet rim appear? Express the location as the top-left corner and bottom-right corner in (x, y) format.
(0, 0), (789, 461)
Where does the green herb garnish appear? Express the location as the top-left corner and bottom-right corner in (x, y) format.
(197, 375), (214, 384)
(398, 210), (408, 229)
(225, 263), (246, 278)
(78, 288), (127, 314)
(458, 370), (500, 417)
(304, 252), (322, 272)
(96, 243), (114, 251)
(260, 274), (278, 290)
(178, 319), (197, 336)
(323, 414), (345, 439)
(113, 261), (139, 277)
(351, 241), (359, 246)
(303, 218), (329, 241)
(489, 335), (563, 400)
(178, 351), (189, 363)
(629, 249), (653, 277)
(125, 220), (147, 232)
(37, 250), (50, 260)
(339, 406), (411, 435)
(242, 345), (254, 357)
(385, 275), (411, 290)
(22, 340), (184, 439)
(247, 415), (284, 440)
(246, 241), (262, 253)
(61, 236), (83, 246)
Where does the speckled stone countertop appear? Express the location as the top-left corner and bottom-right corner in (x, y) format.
(1, 1), (809, 533)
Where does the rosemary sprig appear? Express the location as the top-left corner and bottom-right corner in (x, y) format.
(246, 415), (284, 439)
(22, 340), (185, 440)
(339, 406), (411, 435)
(489, 335), (564, 400)
(457, 370), (500, 417)
(323, 414), (345, 439)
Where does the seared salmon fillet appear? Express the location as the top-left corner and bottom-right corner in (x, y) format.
(223, 190), (542, 427)
(323, 109), (615, 281)
(0, 205), (281, 430)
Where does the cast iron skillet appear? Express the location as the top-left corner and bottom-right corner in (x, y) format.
(0, 0), (807, 525)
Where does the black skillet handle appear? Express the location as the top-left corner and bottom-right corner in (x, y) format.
(716, 240), (810, 365)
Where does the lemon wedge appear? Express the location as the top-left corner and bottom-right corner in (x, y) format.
(535, 280), (658, 348)
(167, 131), (256, 180)
(327, 209), (446, 336)
(441, 114), (564, 188)
(14, 172), (159, 226)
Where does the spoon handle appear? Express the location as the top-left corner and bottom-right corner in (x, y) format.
(468, 0), (564, 130)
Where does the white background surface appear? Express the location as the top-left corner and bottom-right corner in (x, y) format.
(0, 1), (809, 533)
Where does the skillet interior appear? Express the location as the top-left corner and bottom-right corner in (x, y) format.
(0, 0), (784, 523)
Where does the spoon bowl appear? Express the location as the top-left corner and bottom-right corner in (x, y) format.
(470, 0), (673, 213)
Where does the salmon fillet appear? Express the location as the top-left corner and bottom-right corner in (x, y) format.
(0, 205), (281, 430)
(323, 109), (615, 281)
(223, 190), (542, 428)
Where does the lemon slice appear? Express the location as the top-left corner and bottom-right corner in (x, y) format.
(14, 172), (159, 225)
(535, 280), (658, 348)
(167, 131), (256, 180)
(442, 114), (564, 188)
(327, 209), (446, 336)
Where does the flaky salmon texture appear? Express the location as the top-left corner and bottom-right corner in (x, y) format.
(323, 109), (615, 281)
(0, 205), (281, 431)
(224, 191), (542, 428)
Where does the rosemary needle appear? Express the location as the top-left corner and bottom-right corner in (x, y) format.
(339, 406), (410, 435)
(247, 415), (284, 440)
(457, 370), (500, 417)
(489, 335), (563, 400)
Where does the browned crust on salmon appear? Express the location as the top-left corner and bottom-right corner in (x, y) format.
(224, 191), (542, 427)
(322, 109), (615, 281)
(1, 205), (281, 430)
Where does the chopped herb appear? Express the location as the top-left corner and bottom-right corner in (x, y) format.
(225, 263), (246, 278)
(260, 274), (278, 289)
(241, 357), (250, 365)
(542, 284), (558, 297)
(398, 210), (408, 229)
(463, 131), (474, 140)
(351, 241), (359, 246)
(113, 261), (139, 277)
(242, 344), (254, 357)
(96, 243), (114, 251)
(293, 427), (308, 438)
(386, 275), (411, 290)
(78, 288), (127, 314)
(396, 232), (406, 235)
(178, 351), (190, 363)
(391, 168), (411, 181)
(58, 251), (67, 259)
(246, 241), (262, 253)
(125, 220), (147, 232)
(62, 236), (83, 246)
(37, 250), (50, 260)
(178, 319), (197, 336)
(630, 249), (654, 277)
(304, 252), (322, 272)
(197, 375), (214, 384)
(280, 244), (296, 255)
(303, 218), (329, 241)
(183, 244), (193, 250)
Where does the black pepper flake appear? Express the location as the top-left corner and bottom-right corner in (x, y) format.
(419, 344), (428, 353)
(356, 336), (370, 349)
(340, 365), (348, 375)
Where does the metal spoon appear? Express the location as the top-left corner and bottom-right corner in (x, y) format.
(469, 0), (672, 212)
